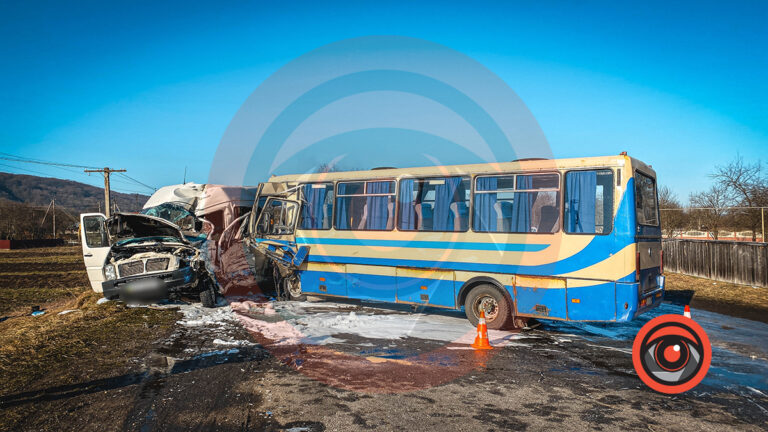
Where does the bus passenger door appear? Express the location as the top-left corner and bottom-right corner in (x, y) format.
(395, 267), (455, 307)
(513, 275), (567, 320)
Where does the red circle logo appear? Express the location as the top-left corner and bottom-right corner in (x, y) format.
(632, 314), (711, 394)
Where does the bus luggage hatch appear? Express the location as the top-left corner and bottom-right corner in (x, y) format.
(513, 275), (567, 320)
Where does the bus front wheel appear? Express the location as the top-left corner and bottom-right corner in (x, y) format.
(464, 284), (514, 330)
(284, 275), (306, 301)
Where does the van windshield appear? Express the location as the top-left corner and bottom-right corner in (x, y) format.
(634, 172), (659, 226)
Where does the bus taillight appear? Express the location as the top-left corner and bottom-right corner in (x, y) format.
(636, 251), (641, 282)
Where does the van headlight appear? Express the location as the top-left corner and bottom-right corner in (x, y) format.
(103, 264), (117, 280)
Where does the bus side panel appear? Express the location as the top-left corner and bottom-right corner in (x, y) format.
(346, 264), (397, 302)
(566, 280), (616, 321)
(300, 263), (347, 296)
(514, 275), (567, 320)
(395, 268), (455, 307)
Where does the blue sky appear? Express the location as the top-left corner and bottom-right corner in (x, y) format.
(1, 0), (766, 200)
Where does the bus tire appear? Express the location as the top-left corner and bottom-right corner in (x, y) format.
(464, 284), (514, 330)
(285, 275), (306, 301)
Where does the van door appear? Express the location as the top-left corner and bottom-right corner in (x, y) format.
(80, 213), (110, 292)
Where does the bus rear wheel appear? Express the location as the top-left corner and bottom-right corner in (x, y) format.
(464, 284), (515, 330)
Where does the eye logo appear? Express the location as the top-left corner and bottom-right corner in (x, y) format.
(632, 313), (711, 394)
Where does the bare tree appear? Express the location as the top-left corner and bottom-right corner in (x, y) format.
(658, 185), (688, 237)
(711, 156), (768, 240)
(690, 184), (730, 240)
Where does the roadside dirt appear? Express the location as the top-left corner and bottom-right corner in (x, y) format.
(665, 272), (768, 324)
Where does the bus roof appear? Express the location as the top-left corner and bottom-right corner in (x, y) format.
(269, 154), (656, 183)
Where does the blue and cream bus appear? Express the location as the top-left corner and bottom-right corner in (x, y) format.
(245, 154), (665, 329)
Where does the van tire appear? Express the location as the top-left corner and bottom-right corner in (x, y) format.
(200, 280), (217, 308)
(464, 284), (514, 330)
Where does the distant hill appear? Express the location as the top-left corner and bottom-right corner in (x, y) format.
(0, 172), (150, 214)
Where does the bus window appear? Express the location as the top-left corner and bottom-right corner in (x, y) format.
(565, 169), (614, 234)
(473, 173), (560, 233)
(299, 183), (334, 230)
(398, 177), (470, 231)
(635, 171), (659, 226)
(335, 180), (395, 230)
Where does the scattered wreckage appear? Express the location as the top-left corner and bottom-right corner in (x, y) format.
(80, 183), (257, 307)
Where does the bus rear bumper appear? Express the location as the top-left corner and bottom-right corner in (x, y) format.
(616, 275), (665, 322)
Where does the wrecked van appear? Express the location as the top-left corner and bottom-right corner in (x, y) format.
(80, 183), (258, 307)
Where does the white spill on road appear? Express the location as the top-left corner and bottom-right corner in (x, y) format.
(228, 298), (532, 347)
(169, 296), (768, 393)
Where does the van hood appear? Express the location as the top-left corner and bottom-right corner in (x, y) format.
(106, 213), (187, 245)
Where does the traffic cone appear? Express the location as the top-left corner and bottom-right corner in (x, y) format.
(683, 305), (691, 318)
(471, 310), (493, 350)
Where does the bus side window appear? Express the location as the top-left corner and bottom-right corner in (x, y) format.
(299, 183), (334, 230)
(564, 169), (614, 234)
(398, 177), (470, 232)
(335, 180), (396, 231)
(474, 173), (559, 233)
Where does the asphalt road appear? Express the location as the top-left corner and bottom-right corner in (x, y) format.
(10, 297), (768, 432)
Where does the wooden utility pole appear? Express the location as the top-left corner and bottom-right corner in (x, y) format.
(84, 167), (126, 218)
(52, 198), (55, 239)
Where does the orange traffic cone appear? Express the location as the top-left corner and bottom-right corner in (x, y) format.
(683, 305), (691, 318)
(471, 310), (493, 350)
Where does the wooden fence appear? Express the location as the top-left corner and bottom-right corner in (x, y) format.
(662, 239), (768, 287)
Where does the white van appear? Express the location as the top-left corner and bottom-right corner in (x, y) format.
(80, 183), (258, 306)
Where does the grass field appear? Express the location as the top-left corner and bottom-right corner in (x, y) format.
(0, 247), (178, 431)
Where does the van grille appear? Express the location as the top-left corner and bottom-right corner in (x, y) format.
(145, 258), (169, 272)
(118, 261), (144, 277)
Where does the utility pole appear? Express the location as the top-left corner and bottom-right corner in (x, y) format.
(84, 167), (126, 218)
(52, 198), (55, 239)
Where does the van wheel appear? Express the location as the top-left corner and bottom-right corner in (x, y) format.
(200, 279), (217, 308)
(464, 284), (514, 330)
(285, 275), (306, 301)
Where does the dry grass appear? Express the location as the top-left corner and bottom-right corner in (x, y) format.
(665, 272), (768, 323)
(0, 247), (178, 430)
(0, 246), (90, 315)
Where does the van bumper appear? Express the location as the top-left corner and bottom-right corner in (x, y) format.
(101, 266), (197, 301)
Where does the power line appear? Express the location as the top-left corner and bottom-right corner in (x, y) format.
(0, 162), (147, 196)
(2, 152), (157, 194)
(116, 172), (156, 191)
(0, 152), (99, 170)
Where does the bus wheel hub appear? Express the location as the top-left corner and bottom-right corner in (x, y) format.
(476, 296), (499, 321)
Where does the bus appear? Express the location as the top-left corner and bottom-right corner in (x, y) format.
(242, 154), (664, 329)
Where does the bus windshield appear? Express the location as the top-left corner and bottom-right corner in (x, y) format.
(634, 172), (659, 226)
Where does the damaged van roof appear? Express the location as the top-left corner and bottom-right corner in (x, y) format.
(142, 183), (259, 217)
